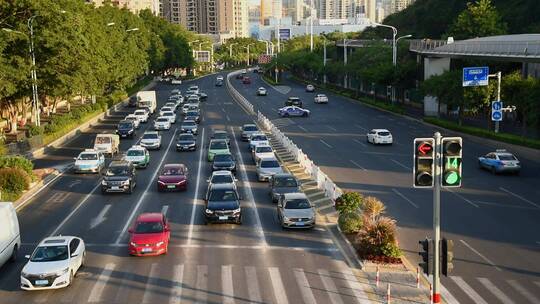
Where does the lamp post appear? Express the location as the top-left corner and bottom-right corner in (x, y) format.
(343, 39), (354, 88)
(244, 43), (254, 66)
(371, 22), (398, 66)
(395, 34), (412, 65)
(309, 0), (314, 52)
(258, 40), (270, 55)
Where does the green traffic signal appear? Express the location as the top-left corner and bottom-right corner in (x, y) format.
(444, 171), (460, 185)
(441, 137), (462, 187)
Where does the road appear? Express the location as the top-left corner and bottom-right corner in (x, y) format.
(230, 71), (540, 304)
(0, 74), (375, 303)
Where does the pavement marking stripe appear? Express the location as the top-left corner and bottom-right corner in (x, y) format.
(114, 272), (136, 303)
(507, 280), (540, 303)
(446, 189), (480, 208)
(459, 240), (502, 271)
(169, 264), (184, 304)
(353, 139), (367, 147)
(293, 268), (317, 304)
(15, 165), (70, 211)
(327, 126), (337, 131)
(142, 263), (159, 304)
(298, 125), (308, 132)
(195, 265), (209, 303)
(390, 158), (411, 170)
(341, 269), (370, 304)
(477, 277), (516, 304)
(499, 187), (540, 209)
(222, 265), (235, 304)
(440, 282), (462, 304)
(245, 266), (263, 303)
(88, 263), (116, 303)
(354, 124), (368, 131)
(268, 267), (289, 304)
(349, 160), (367, 171)
(319, 269), (345, 304)
(320, 139), (333, 148)
(450, 276), (488, 304)
(392, 188), (419, 208)
(90, 204), (112, 230)
(161, 205), (169, 217)
(187, 127), (206, 245)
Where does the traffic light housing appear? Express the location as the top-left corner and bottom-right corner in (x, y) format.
(441, 137), (462, 187)
(442, 238), (454, 276)
(413, 138), (435, 188)
(419, 238), (431, 275)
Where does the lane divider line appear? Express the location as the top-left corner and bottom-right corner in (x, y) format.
(392, 188), (419, 209)
(460, 239), (502, 271)
(499, 187), (540, 209)
(187, 128), (206, 245)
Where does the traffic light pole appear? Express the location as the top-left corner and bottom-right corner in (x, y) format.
(433, 132), (442, 303)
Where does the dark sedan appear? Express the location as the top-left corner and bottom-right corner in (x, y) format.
(157, 164), (188, 191)
(212, 153), (236, 173)
(185, 110), (201, 123)
(176, 133), (197, 151)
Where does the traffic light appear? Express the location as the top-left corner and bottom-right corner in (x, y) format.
(418, 238), (431, 275)
(441, 137), (462, 187)
(413, 138), (435, 188)
(441, 238), (454, 276)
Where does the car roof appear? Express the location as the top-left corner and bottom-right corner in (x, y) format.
(283, 192), (308, 200)
(210, 139), (228, 143)
(128, 145), (145, 151)
(273, 173), (295, 179)
(183, 120), (196, 123)
(372, 129), (390, 132)
(213, 130), (227, 134)
(212, 170), (234, 176)
(144, 131), (159, 135)
(80, 149), (98, 154)
(243, 124), (257, 128)
(288, 97), (300, 99)
(250, 132), (266, 137)
(210, 183), (237, 190)
(136, 213), (164, 222)
(39, 236), (72, 246)
(255, 143), (272, 149)
(156, 116), (169, 120)
(163, 163), (186, 169)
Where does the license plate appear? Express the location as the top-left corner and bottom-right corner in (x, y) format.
(167, 185), (176, 189)
(219, 216), (228, 220)
(111, 186), (119, 190)
(35, 280), (48, 285)
(296, 222), (305, 226)
(142, 248), (152, 253)
(121, 134), (127, 137)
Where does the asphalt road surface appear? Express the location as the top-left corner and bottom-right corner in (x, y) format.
(0, 74), (375, 303)
(230, 71), (540, 304)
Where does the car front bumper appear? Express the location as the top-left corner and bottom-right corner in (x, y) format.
(74, 165), (99, 173)
(176, 144), (196, 151)
(205, 212), (241, 224)
(141, 142), (160, 150)
(21, 272), (70, 290)
(129, 244), (167, 256)
(102, 183), (131, 193)
(157, 181), (187, 191)
(281, 218), (315, 228)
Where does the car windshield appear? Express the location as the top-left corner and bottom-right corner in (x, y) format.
(143, 133), (158, 139)
(127, 150), (144, 156)
(163, 112), (173, 116)
(211, 175), (234, 184)
(274, 177), (297, 187)
(126, 117), (136, 121)
(106, 166), (129, 176)
(183, 121), (196, 127)
(134, 221), (163, 234)
(187, 111), (198, 116)
(256, 146), (272, 153)
(214, 154), (233, 162)
(178, 135), (194, 141)
(95, 136), (111, 144)
(209, 189), (238, 201)
(499, 154), (517, 161)
(243, 126), (257, 131)
(289, 98), (300, 101)
(285, 199), (311, 209)
(118, 122), (132, 129)
(30, 245), (69, 262)
(161, 167), (183, 176)
(378, 132), (391, 136)
(161, 107), (172, 112)
(251, 135), (267, 141)
(261, 160), (280, 168)
(79, 153), (97, 160)
(210, 141), (228, 149)
(134, 111), (145, 115)
(213, 132), (227, 139)
(157, 118), (169, 122)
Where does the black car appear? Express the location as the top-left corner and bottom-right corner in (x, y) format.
(185, 110), (201, 123)
(285, 97), (302, 107)
(101, 160), (137, 194)
(116, 120), (136, 138)
(128, 96), (139, 107)
(176, 133), (197, 151)
(269, 173), (301, 203)
(198, 92), (208, 101)
(204, 184), (242, 224)
(212, 153), (236, 172)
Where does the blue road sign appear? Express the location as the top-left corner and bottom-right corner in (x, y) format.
(492, 111), (502, 121)
(491, 101), (503, 121)
(492, 101), (502, 111)
(279, 28), (291, 41)
(463, 67), (489, 87)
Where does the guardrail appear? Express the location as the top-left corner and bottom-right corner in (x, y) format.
(226, 71), (255, 115)
(257, 111), (343, 201)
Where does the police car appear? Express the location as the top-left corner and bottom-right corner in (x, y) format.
(73, 149), (105, 173)
(124, 145), (150, 168)
(478, 149), (521, 174)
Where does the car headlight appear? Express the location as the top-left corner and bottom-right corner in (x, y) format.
(233, 208), (241, 214)
(282, 216), (290, 222)
(130, 242), (137, 247)
(128, 129), (133, 133)
(121, 180), (130, 186)
(205, 209), (214, 214)
(101, 180), (107, 185)
(56, 267), (69, 276)
(156, 241), (164, 247)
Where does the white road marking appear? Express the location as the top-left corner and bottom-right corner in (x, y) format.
(169, 264), (184, 304)
(294, 268), (317, 304)
(473, 200), (538, 210)
(187, 128), (206, 245)
(115, 128), (179, 245)
(195, 265), (208, 303)
(349, 160), (367, 171)
(341, 268), (371, 304)
(320, 139), (333, 148)
(245, 266), (262, 303)
(534, 281), (540, 288)
(477, 277), (515, 304)
(142, 263), (159, 304)
(89, 204), (111, 229)
(446, 189), (480, 208)
(113, 272), (135, 303)
(460, 240), (501, 271)
(319, 269), (345, 304)
(439, 282), (461, 304)
(268, 267), (289, 304)
(392, 188), (419, 208)
(499, 187), (540, 209)
(507, 280), (540, 303)
(327, 125), (337, 131)
(226, 115), (231, 121)
(390, 158), (411, 170)
(81, 243), (341, 251)
(231, 127), (267, 246)
(354, 124), (368, 131)
(298, 125), (308, 132)
(88, 263), (116, 303)
(222, 108), (226, 113)
(353, 139), (367, 147)
(450, 276), (488, 304)
(222, 265), (235, 304)
(161, 205), (169, 217)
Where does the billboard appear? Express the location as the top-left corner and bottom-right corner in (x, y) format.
(194, 51), (210, 63)
(279, 28), (291, 41)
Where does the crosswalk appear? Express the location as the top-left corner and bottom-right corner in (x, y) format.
(18, 263), (374, 304)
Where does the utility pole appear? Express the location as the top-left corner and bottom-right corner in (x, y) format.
(323, 37), (327, 84)
(28, 16), (40, 127)
(490, 71), (502, 133)
(309, 0), (314, 52)
(432, 131), (442, 304)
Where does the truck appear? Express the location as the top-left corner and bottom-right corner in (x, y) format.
(0, 202), (21, 267)
(136, 90), (157, 115)
(93, 133), (120, 157)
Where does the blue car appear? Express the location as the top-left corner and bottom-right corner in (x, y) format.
(478, 149), (521, 174)
(278, 106), (310, 117)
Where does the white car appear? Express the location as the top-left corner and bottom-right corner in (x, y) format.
(140, 131), (162, 150)
(133, 109), (149, 123)
(73, 149), (105, 173)
(252, 144), (275, 163)
(257, 87), (267, 96)
(182, 104), (191, 114)
(171, 78), (182, 84)
(314, 94), (328, 104)
(367, 129), (393, 145)
(161, 111), (176, 124)
(216, 75), (224, 81)
(188, 85), (200, 95)
(154, 116), (171, 130)
(164, 102), (178, 112)
(171, 89), (181, 95)
(249, 133), (270, 151)
(124, 114), (141, 129)
(306, 84), (315, 92)
(207, 170), (238, 193)
(20, 236), (86, 290)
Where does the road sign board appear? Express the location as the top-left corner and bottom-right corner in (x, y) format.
(492, 101), (502, 111)
(491, 101), (503, 121)
(194, 51), (210, 63)
(258, 54), (272, 64)
(492, 111), (502, 121)
(463, 67), (489, 87)
(279, 28), (291, 41)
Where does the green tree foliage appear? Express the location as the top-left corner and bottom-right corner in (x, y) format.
(215, 37), (266, 67)
(502, 72), (540, 134)
(338, 211), (363, 234)
(421, 70), (463, 118)
(335, 191), (364, 214)
(447, 0), (507, 39)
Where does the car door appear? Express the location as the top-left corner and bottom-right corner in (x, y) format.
(163, 217), (170, 244)
(483, 153), (494, 168)
(69, 238), (82, 270)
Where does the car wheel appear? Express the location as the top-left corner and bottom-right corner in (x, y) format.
(69, 270), (74, 286)
(9, 245), (17, 262)
(284, 113), (289, 117)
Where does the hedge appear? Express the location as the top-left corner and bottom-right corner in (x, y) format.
(0, 155), (34, 177)
(0, 167), (31, 200)
(338, 211), (363, 234)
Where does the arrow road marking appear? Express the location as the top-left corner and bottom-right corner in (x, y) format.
(90, 204), (111, 230)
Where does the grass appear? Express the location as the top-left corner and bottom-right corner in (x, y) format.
(424, 117), (540, 150)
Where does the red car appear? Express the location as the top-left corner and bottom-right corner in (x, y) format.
(128, 213), (170, 256)
(157, 163), (188, 191)
(242, 76), (251, 84)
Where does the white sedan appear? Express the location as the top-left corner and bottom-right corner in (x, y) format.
(367, 129), (393, 145)
(252, 144), (275, 163)
(257, 87), (267, 96)
(306, 84), (315, 92)
(133, 109), (149, 123)
(154, 117), (171, 130)
(21, 236), (86, 290)
(161, 111), (176, 124)
(314, 94), (328, 104)
(278, 106), (310, 117)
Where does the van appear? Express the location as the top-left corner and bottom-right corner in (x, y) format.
(136, 91), (157, 114)
(0, 202), (21, 267)
(93, 133), (120, 156)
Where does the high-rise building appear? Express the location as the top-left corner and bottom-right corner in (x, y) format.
(283, 0), (304, 23)
(260, 0), (282, 25)
(318, 0), (375, 22)
(390, 0), (415, 15)
(86, 0), (160, 15)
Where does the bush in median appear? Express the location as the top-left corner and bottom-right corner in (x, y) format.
(355, 216), (402, 261)
(0, 167), (31, 200)
(338, 211), (364, 234)
(0, 156), (34, 177)
(335, 191), (364, 214)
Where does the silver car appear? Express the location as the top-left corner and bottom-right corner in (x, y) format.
(140, 131), (162, 150)
(256, 156), (283, 182)
(241, 124), (259, 141)
(180, 120), (198, 135)
(277, 193), (315, 229)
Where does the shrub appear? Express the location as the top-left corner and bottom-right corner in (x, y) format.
(26, 124), (43, 137)
(338, 211), (363, 234)
(362, 196), (386, 221)
(0, 167), (31, 199)
(0, 156), (34, 176)
(335, 191), (364, 214)
(356, 216), (401, 258)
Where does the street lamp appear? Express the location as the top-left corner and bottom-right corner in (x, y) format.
(244, 43), (254, 66)
(343, 39), (355, 88)
(309, 0), (314, 52)
(370, 22), (398, 66)
(395, 34), (412, 64)
(229, 43), (238, 57)
(258, 40), (270, 55)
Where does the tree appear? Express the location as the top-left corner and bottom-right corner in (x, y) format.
(421, 70), (463, 119)
(447, 0), (507, 40)
(502, 72), (540, 135)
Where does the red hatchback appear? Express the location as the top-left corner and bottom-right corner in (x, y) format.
(157, 163), (188, 191)
(128, 213), (170, 256)
(242, 76), (251, 84)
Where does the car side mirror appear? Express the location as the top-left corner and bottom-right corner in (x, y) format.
(71, 253), (79, 258)
(73, 157), (77, 160)
(25, 255), (30, 259)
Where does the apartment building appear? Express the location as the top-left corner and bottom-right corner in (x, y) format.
(86, 0), (160, 15)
